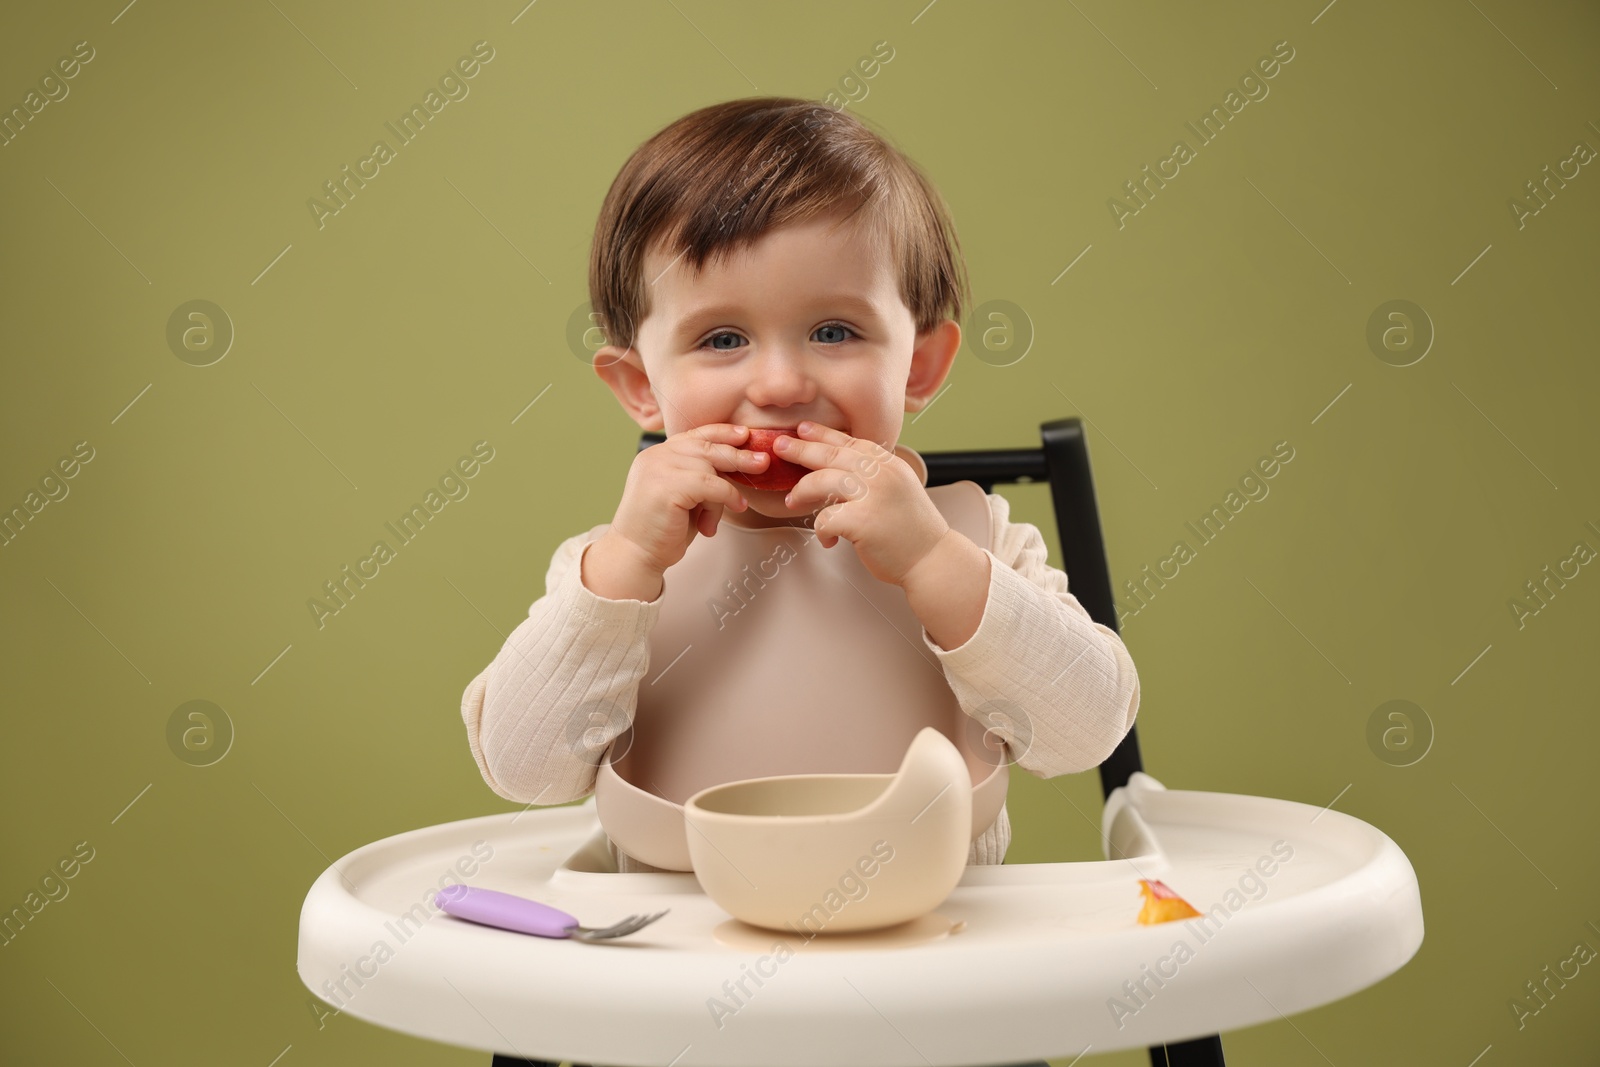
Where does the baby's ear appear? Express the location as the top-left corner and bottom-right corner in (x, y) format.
(905, 319), (961, 411)
(593, 347), (665, 432)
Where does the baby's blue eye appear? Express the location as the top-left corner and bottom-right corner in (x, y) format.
(698, 322), (858, 351)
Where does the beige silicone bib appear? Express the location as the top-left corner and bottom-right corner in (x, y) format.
(595, 450), (1008, 872)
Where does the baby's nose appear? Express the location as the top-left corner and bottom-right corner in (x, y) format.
(745, 347), (815, 406)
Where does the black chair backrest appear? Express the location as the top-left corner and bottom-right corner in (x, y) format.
(635, 417), (1144, 801)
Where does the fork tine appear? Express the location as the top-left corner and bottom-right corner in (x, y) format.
(569, 908), (672, 941)
(599, 910), (668, 938)
(585, 916), (642, 939)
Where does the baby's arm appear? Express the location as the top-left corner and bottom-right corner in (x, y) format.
(459, 524), (660, 805)
(920, 492), (1140, 777)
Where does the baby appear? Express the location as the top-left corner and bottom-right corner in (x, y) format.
(460, 97), (1140, 874)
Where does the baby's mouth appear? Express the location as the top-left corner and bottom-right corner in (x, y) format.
(729, 427), (807, 493)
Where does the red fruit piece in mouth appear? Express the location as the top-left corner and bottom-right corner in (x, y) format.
(727, 427), (808, 492)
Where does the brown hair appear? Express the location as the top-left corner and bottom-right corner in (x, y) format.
(588, 96), (971, 355)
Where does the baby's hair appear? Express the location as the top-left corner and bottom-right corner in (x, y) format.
(588, 96), (971, 355)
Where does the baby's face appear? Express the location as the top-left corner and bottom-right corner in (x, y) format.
(626, 210), (935, 527)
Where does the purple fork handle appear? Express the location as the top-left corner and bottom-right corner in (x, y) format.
(434, 884), (579, 939)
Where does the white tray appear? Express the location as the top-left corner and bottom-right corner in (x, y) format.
(297, 772), (1423, 1065)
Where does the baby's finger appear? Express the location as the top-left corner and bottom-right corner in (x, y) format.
(705, 472), (749, 514)
(698, 439), (769, 474)
(681, 422), (751, 447)
(699, 501), (725, 537)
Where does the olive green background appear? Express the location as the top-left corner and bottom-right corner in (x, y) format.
(2, 1), (1597, 1064)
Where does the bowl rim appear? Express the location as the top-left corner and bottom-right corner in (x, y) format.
(599, 738), (1006, 865)
(683, 769), (904, 827)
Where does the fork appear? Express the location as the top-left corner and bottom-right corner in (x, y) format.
(435, 884), (669, 941)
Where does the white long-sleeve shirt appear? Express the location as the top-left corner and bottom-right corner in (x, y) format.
(461, 473), (1140, 872)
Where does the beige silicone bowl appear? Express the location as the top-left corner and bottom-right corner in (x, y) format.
(682, 726), (973, 933)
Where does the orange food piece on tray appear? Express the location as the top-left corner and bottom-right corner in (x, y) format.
(1136, 879), (1202, 924)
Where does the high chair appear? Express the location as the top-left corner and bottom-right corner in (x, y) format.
(297, 418), (1423, 1067)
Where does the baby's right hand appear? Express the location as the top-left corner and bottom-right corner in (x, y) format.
(604, 423), (771, 577)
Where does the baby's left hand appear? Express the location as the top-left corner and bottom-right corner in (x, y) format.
(777, 421), (950, 587)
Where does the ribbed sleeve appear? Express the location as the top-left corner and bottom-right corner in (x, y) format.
(460, 528), (661, 806)
(923, 492), (1140, 780)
